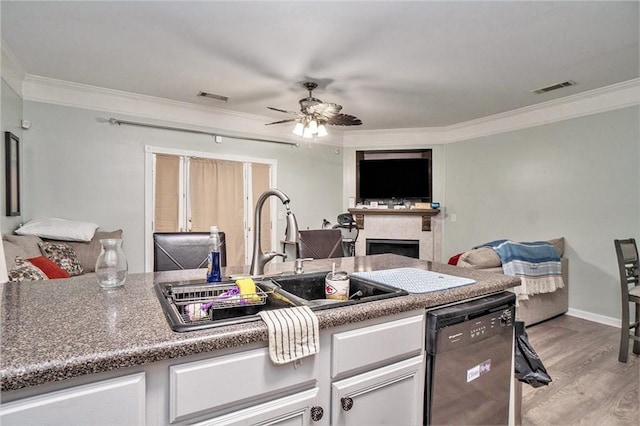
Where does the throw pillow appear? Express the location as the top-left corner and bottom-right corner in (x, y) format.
(16, 218), (99, 242)
(27, 256), (70, 279)
(38, 242), (84, 276)
(8, 257), (48, 282)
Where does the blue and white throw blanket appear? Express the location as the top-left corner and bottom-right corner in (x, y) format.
(476, 239), (564, 301)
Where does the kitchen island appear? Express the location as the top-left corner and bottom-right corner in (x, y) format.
(0, 254), (520, 425)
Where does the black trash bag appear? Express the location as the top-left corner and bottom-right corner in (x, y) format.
(514, 321), (552, 388)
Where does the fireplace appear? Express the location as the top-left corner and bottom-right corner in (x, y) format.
(366, 238), (420, 259)
(351, 209), (442, 262)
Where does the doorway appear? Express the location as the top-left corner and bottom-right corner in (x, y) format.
(144, 146), (276, 271)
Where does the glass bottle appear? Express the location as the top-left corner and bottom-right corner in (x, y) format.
(95, 238), (128, 289)
(206, 226), (222, 282)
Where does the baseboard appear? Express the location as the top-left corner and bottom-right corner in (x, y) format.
(566, 308), (621, 328)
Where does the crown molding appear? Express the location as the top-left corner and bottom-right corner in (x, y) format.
(21, 74), (345, 147)
(343, 78), (640, 147)
(1, 42), (25, 96)
(16, 71), (639, 148)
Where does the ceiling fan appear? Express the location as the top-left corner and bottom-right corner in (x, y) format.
(266, 82), (362, 138)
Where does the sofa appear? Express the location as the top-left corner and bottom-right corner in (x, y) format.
(456, 237), (568, 326)
(3, 229), (122, 282)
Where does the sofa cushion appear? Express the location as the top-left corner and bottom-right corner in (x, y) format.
(28, 256), (70, 279)
(4, 234), (43, 258)
(16, 218), (99, 242)
(457, 246), (502, 269)
(57, 229), (123, 273)
(548, 237), (564, 257)
(38, 242), (84, 276)
(8, 257), (48, 282)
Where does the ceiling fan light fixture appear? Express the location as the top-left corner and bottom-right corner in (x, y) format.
(293, 122), (304, 136)
(308, 119), (318, 133)
(302, 127), (313, 138)
(317, 124), (328, 137)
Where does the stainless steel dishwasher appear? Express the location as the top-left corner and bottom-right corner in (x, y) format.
(425, 292), (515, 425)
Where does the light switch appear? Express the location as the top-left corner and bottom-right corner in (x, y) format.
(451, 213), (457, 222)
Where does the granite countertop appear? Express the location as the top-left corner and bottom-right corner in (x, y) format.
(0, 254), (519, 392)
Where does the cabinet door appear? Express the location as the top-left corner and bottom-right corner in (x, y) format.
(192, 387), (322, 426)
(331, 356), (424, 426)
(0, 373), (145, 426)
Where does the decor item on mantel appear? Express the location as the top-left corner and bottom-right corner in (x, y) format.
(95, 238), (128, 289)
(348, 207), (440, 232)
(265, 81), (362, 138)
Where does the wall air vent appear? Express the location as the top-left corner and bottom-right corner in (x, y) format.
(532, 80), (576, 94)
(198, 91), (229, 102)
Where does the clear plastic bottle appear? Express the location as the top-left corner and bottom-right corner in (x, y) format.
(206, 226), (222, 282)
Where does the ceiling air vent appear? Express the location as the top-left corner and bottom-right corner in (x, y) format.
(198, 91), (229, 102)
(532, 80), (576, 94)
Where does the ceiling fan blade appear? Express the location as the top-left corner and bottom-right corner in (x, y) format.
(326, 113), (363, 126)
(265, 118), (297, 126)
(267, 106), (301, 115)
(306, 102), (342, 118)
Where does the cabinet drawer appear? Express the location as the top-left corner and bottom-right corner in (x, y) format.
(0, 373), (145, 426)
(170, 347), (317, 422)
(192, 387), (319, 426)
(332, 314), (424, 378)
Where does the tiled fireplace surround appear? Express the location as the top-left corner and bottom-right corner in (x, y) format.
(351, 210), (442, 263)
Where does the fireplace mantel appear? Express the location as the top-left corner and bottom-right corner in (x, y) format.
(348, 208), (440, 231)
(348, 208), (442, 262)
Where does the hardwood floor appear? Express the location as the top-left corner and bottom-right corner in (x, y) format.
(521, 315), (639, 425)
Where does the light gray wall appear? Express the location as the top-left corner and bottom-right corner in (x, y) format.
(1, 79), (24, 233)
(443, 106), (640, 320)
(22, 101), (344, 273)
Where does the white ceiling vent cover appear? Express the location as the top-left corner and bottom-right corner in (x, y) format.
(532, 81), (576, 94)
(198, 91), (229, 102)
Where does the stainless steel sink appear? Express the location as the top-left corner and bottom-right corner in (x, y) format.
(269, 271), (408, 309)
(155, 271), (407, 332)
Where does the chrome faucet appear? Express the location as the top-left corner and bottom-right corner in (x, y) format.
(249, 189), (299, 276)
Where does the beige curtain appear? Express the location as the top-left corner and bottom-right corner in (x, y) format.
(154, 154), (180, 232)
(190, 158), (245, 267)
(252, 163), (272, 251)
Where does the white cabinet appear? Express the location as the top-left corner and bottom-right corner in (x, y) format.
(0, 373), (145, 426)
(0, 310), (426, 425)
(328, 314), (425, 426)
(330, 356), (424, 426)
(169, 348), (317, 422)
(193, 388), (320, 426)
(331, 314), (424, 378)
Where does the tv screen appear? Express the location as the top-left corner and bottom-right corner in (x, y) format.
(359, 158), (430, 200)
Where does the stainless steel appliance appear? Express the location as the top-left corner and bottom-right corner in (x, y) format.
(425, 292), (515, 425)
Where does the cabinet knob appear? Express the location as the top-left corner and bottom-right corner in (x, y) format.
(341, 397), (354, 411)
(310, 406), (324, 421)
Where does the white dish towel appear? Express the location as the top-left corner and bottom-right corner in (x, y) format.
(258, 305), (320, 365)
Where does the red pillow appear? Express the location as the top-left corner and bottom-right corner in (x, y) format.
(447, 252), (464, 266)
(27, 256), (70, 279)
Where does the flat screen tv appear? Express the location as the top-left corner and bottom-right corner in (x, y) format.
(359, 158), (431, 201)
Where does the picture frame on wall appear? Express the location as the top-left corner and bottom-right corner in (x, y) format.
(5, 131), (20, 216)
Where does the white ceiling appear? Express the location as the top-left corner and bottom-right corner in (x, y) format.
(1, 1), (638, 132)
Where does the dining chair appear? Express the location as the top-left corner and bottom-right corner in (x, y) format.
(153, 232), (227, 272)
(332, 213), (359, 256)
(613, 238), (640, 362)
(298, 229), (344, 259)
